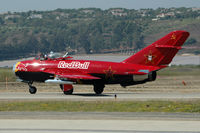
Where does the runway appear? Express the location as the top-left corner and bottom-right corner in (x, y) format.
(1, 119), (200, 133)
(1, 112), (200, 133)
(0, 92), (200, 101)
(1, 91), (200, 132)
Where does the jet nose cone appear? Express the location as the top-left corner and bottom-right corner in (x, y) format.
(13, 62), (20, 73)
(13, 63), (17, 73)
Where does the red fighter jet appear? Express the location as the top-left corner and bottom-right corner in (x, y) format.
(13, 30), (189, 95)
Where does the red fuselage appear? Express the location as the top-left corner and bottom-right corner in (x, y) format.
(14, 58), (156, 86)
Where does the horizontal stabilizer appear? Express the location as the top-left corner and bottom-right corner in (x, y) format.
(155, 45), (182, 49)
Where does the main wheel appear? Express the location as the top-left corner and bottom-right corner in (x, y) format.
(29, 86), (37, 94)
(60, 84), (73, 95)
(63, 89), (73, 95)
(93, 84), (105, 95)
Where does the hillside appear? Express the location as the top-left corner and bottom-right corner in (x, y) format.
(0, 7), (200, 60)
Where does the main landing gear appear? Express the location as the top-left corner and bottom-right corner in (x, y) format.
(93, 82), (105, 95)
(27, 82), (104, 95)
(28, 82), (37, 94)
(60, 84), (74, 95)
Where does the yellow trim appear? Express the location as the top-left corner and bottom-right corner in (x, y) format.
(15, 62), (21, 72)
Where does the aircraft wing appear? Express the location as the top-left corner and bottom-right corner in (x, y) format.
(43, 68), (100, 80)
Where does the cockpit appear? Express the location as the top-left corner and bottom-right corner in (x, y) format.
(48, 52), (63, 59)
(35, 51), (72, 61)
(34, 53), (48, 61)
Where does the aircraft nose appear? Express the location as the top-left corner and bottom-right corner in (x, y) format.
(13, 63), (17, 73)
(13, 62), (20, 73)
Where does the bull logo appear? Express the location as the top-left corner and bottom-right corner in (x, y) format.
(15, 62), (27, 72)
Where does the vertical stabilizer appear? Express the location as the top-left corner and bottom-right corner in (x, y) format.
(122, 31), (190, 66)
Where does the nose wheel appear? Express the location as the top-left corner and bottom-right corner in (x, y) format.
(28, 83), (37, 94)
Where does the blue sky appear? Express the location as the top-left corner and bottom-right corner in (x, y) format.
(0, 0), (200, 12)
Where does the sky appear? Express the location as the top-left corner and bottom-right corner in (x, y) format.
(0, 0), (200, 12)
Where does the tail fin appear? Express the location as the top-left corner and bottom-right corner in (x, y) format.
(122, 30), (190, 66)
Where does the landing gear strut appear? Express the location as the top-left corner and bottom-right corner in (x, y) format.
(93, 82), (105, 95)
(28, 82), (37, 94)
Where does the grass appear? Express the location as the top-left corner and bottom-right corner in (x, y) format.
(0, 100), (200, 112)
(157, 65), (200, 76)
(0, 68), (16, 82)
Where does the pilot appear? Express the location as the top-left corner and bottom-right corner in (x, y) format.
(40, 53), (48, 60)
(44, 54), (48, 60)
(39, 53), (44, 60)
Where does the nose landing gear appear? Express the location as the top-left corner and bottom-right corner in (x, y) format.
(28, 82), (37, 94)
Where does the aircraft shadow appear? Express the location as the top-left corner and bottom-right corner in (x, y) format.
(72, 93), (112, 97)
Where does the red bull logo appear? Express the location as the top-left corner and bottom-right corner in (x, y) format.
(58, 61), (90, 69)
(15, 62), (27, 72)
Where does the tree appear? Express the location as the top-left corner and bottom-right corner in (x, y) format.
(0, 18), (4, 25)
(27, 36), (39, 54)
(185, 38), (197, 45)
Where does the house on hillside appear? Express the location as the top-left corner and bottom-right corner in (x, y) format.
(156, 12), (175, 18)
(5, 15), (20, 20)
(192, 8), (200, 11)
(81, 9), (94, 14)
(28, 14), (43, 19)
(110, 9), (127, 16)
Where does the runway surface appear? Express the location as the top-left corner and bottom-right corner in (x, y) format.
(1, 119), (200, 133)
(1, 91), (200, 132)
(1, 92), (200, 133)
(1, 112), (200, 133)
(0, 92), (200, 101)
